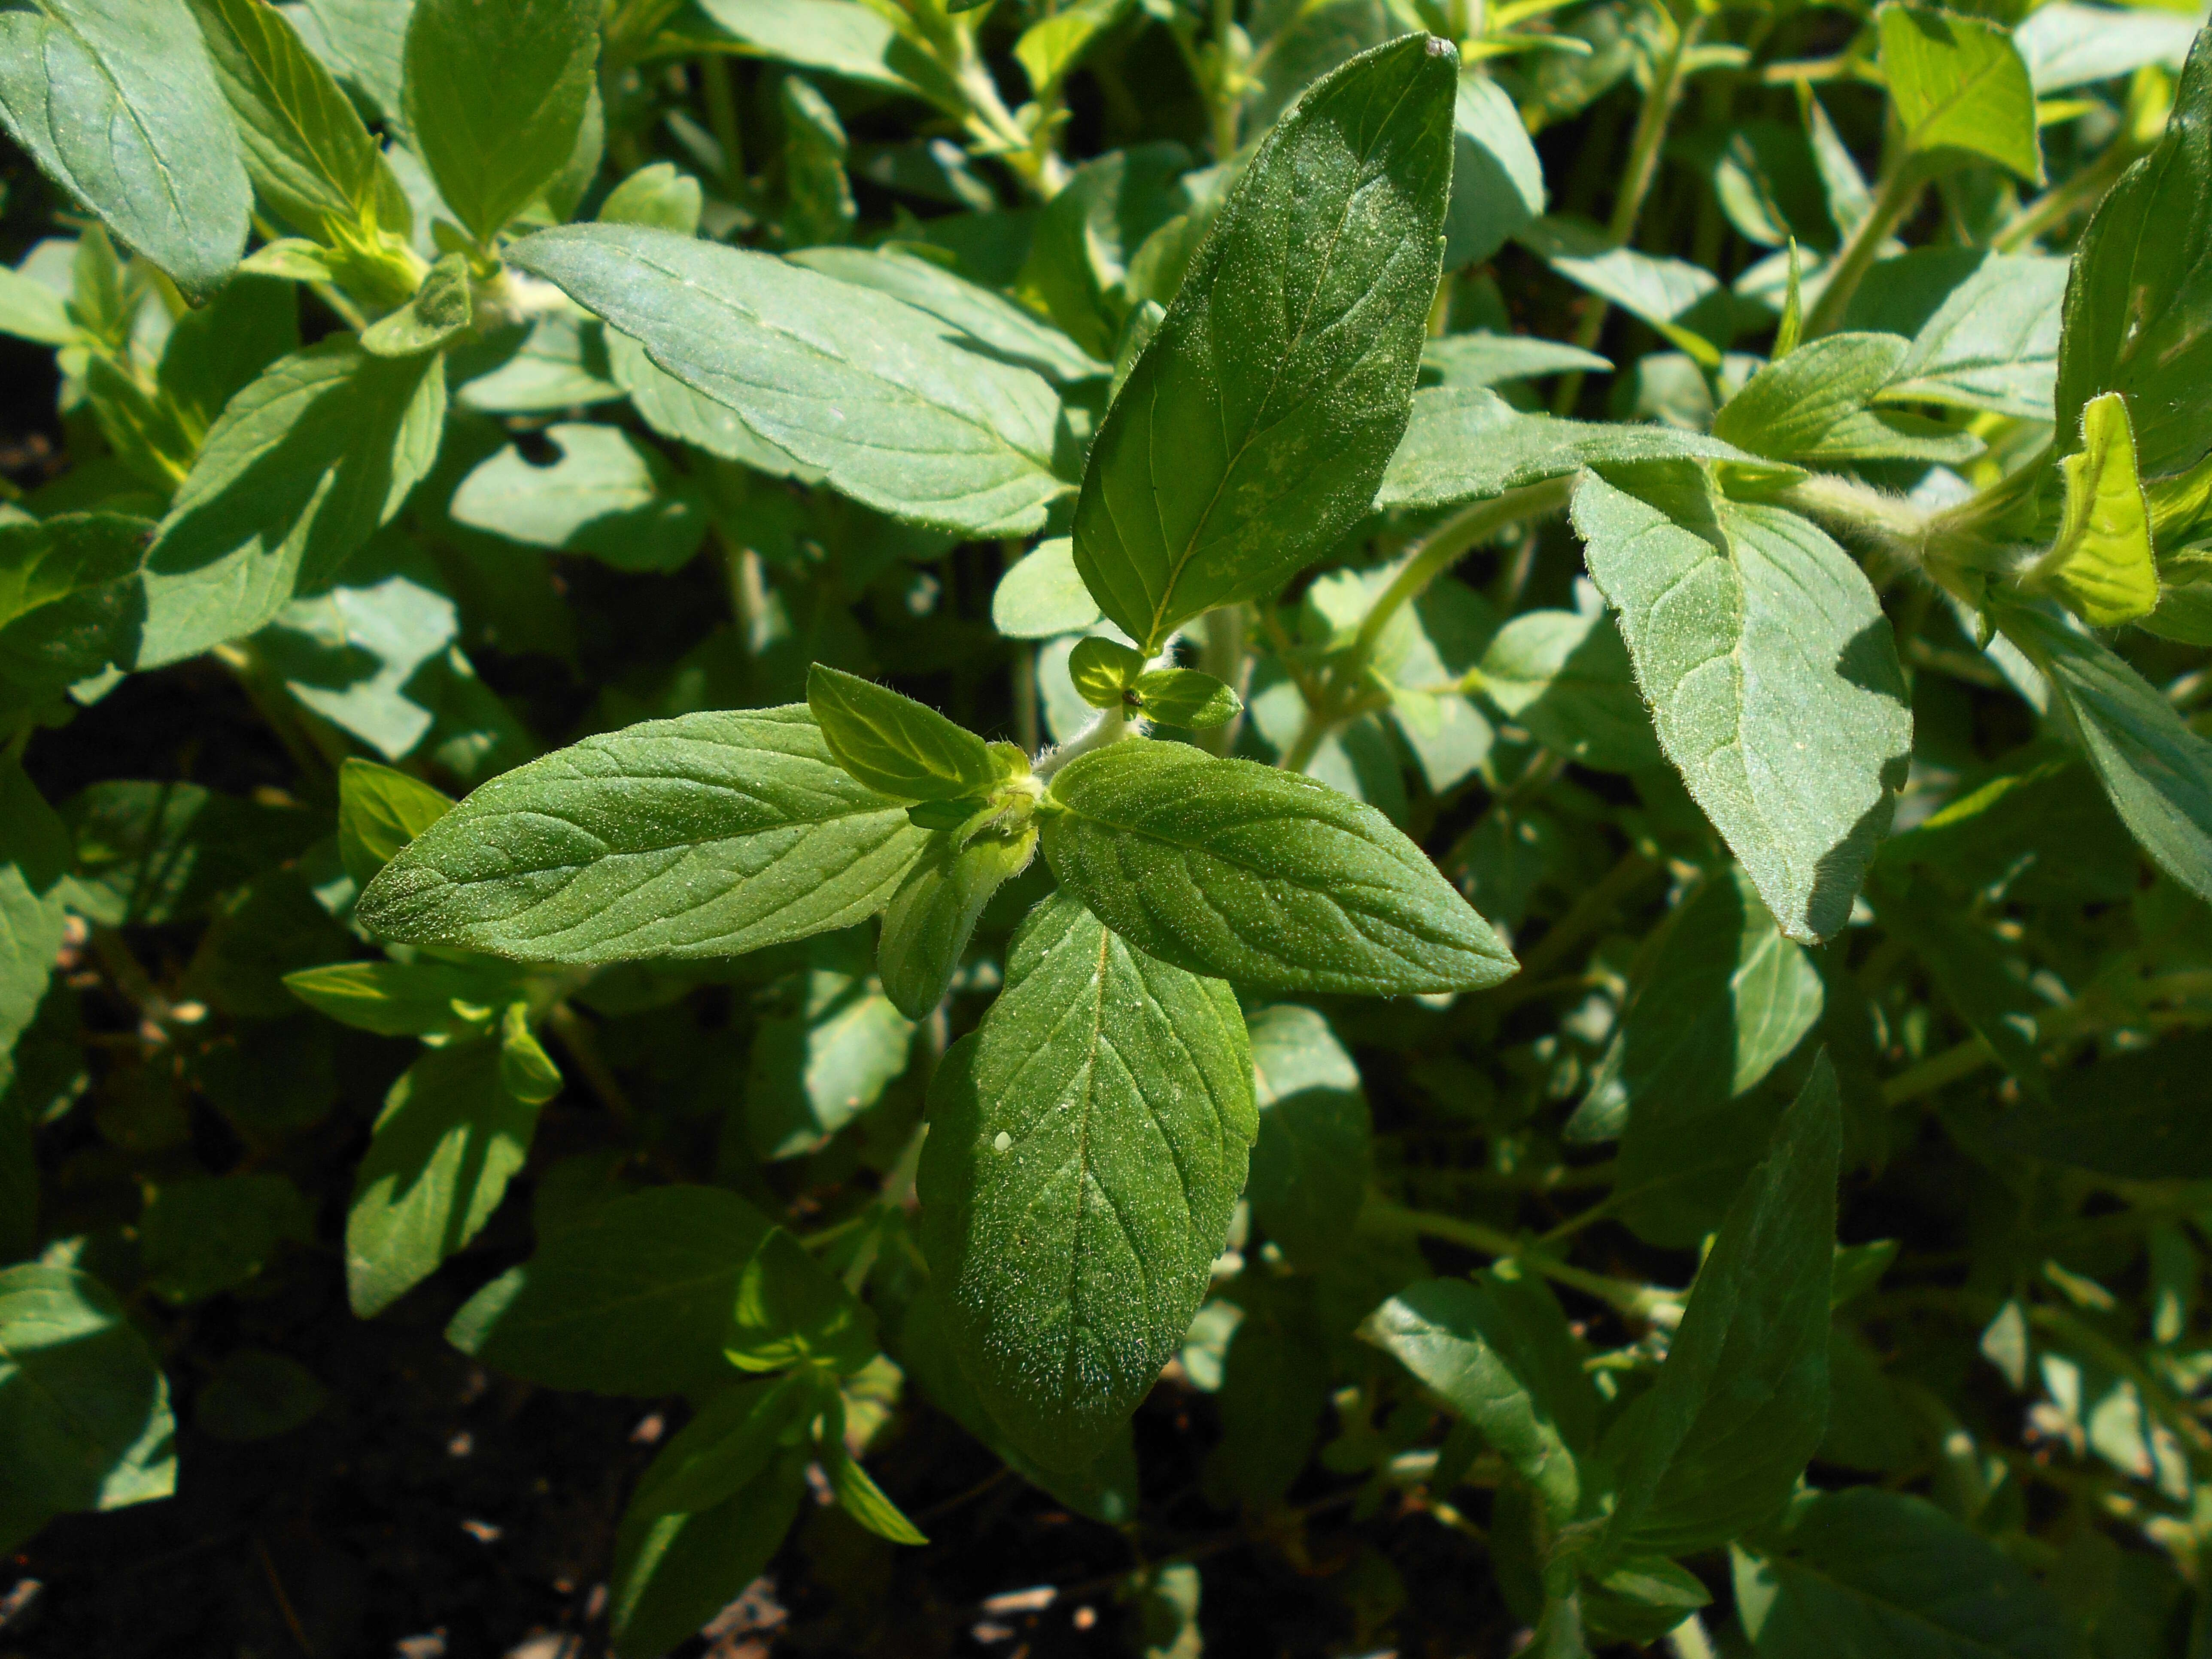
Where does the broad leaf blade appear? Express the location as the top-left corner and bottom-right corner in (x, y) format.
(1572, 465), (1912, 943)
(1042, 740), (1517, 995)
(1601, 1055), (1840, 1559)
(805, 663), (997, 802)
(0, 1264), (176, 1550)
(356, 705), (933, 962)
(1878, 3), (2043, 183)
(2053, 21), (2212, 483)
(1738, 1487), (2067, 1658)
(401, 0), (599, 240)
(0, 0), (250, 298)
(1364, 1274), (1591, 1523)
(1071, 33), (1458, 652)
(917, 890), (1255, 1471)
(138, 338), (446, 668)
(448, 1187), (778, 1395)
(345, 1038), (539, 1317)
(510, 223), (1066, 536)
(1380, 387), (1752, 514)
(1997, 603), (2212, 905)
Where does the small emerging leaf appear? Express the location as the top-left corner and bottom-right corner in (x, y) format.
(2028, 390), (2158, 626)
(807, 663), (997, 803)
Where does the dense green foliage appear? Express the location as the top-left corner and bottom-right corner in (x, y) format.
(1, 0), (2211, 1653)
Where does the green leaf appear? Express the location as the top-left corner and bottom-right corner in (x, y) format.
(1042, 739), (1518, 995)
(336, 755), (453, 888)
(1379, 387), (1753, 514)
(1024, 140), (1190, 363)
(157, 269), (300, 434)
(1877, 3), (2043, 184)
(877, 820), (1038, 1019)
(283, 958), (511, 1039)
(609, 1377), (811, 1659)
(2016, 1), (2199, 93)
(1736, 1487), (2067, 1659)
(1422, 333), (1610, 390)
(1997, 603), (2212, 905)
(1016, 0), (1130, 99)
(1579, 866), (1825, 1244)
(917, 890), (1255, 1471)
(1474, 605), (1662, 774)
(0, 1264), (176, 1552)
(1068, 636), (1146, 708)
(603, 328), (820, 480)
(1991, 1030), (2212, 1181)
(450, 421), (706, 574)
(692, 0), (959, 109)
(140, 1172), (310, 1304)
(0, 0), (250, 299)
(357, 705), (933, 963)
(61, 778), (320, 926)
(777, 73), (855, 250)
(746, 930), (917, 1155)
(792, 245), (1106, 385)
(0, 513), (149, 692)
(806, 663), (997, 802)
(1133, 668), (1240, 729)
(1364, 1272), (1592, 1522)
(994, 538), (1103, 638)
(1580, 1557), (1712, 1646)
(455, 315), (622, 414)
(0, 765), (72, 1109)
(1445, 69), (1546, 270)
(192, 0), (407, 251)
(727, 1227), (878, 1374)
(2052, 24), (2210, 485)
(138, 337), (446, 668)
(1572, 464), (1913, 944)
(449, 1186), (779, 1394)
(401, 0), (599, 241)
(1246, 1003), (1370, 1267)
(1714, 333), (1980, 465)
(1861, 250), (2067, 420)
(359, 251), (472, 357)
(598, 161), (702, 235)
(510, 223), (1066, 536)
(817, 1399), (928, 1544)
(194, 1349), (328, 1443)
(1518, 216), (1735, 367)
(301, 0), (408, 128)
(0, 252), (79, 348)
(1878, 870), (2048, 1101)
(345, 1038), (540, 1317)
(2026, 391), (2158, 627)
(1599, 1055), (1839, 1560)
(1071, 34), (1457, 653)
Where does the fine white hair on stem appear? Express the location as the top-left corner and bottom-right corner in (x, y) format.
(1030, 631), (1180, 778)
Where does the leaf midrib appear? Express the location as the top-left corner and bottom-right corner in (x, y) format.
(1142, 64), (1428, 649)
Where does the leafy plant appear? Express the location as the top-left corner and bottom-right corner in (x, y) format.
(2, 0), (2210, 1653)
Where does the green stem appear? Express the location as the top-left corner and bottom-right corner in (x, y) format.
(1209, 0), (1242, 161)
(1551, 4), (1704, 414)
(1195, 605), (1250, 756)
(1506, 846), (1660, 986)
(1280, 477), (1576, 772)
(1804, 157), (1927, 338)
(1993, 138), (2138, 252)
(702, 56), (746, 199)
(545, 1003), (637, 1127)
(1362, 1199), (1683, 1322)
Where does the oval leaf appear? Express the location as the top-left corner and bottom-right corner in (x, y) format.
(1071, 33), (1458, 652)
(917, 890), (1255, 1471)
(1042, 740), (1516, 994)
(356, 705), (933, 963)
